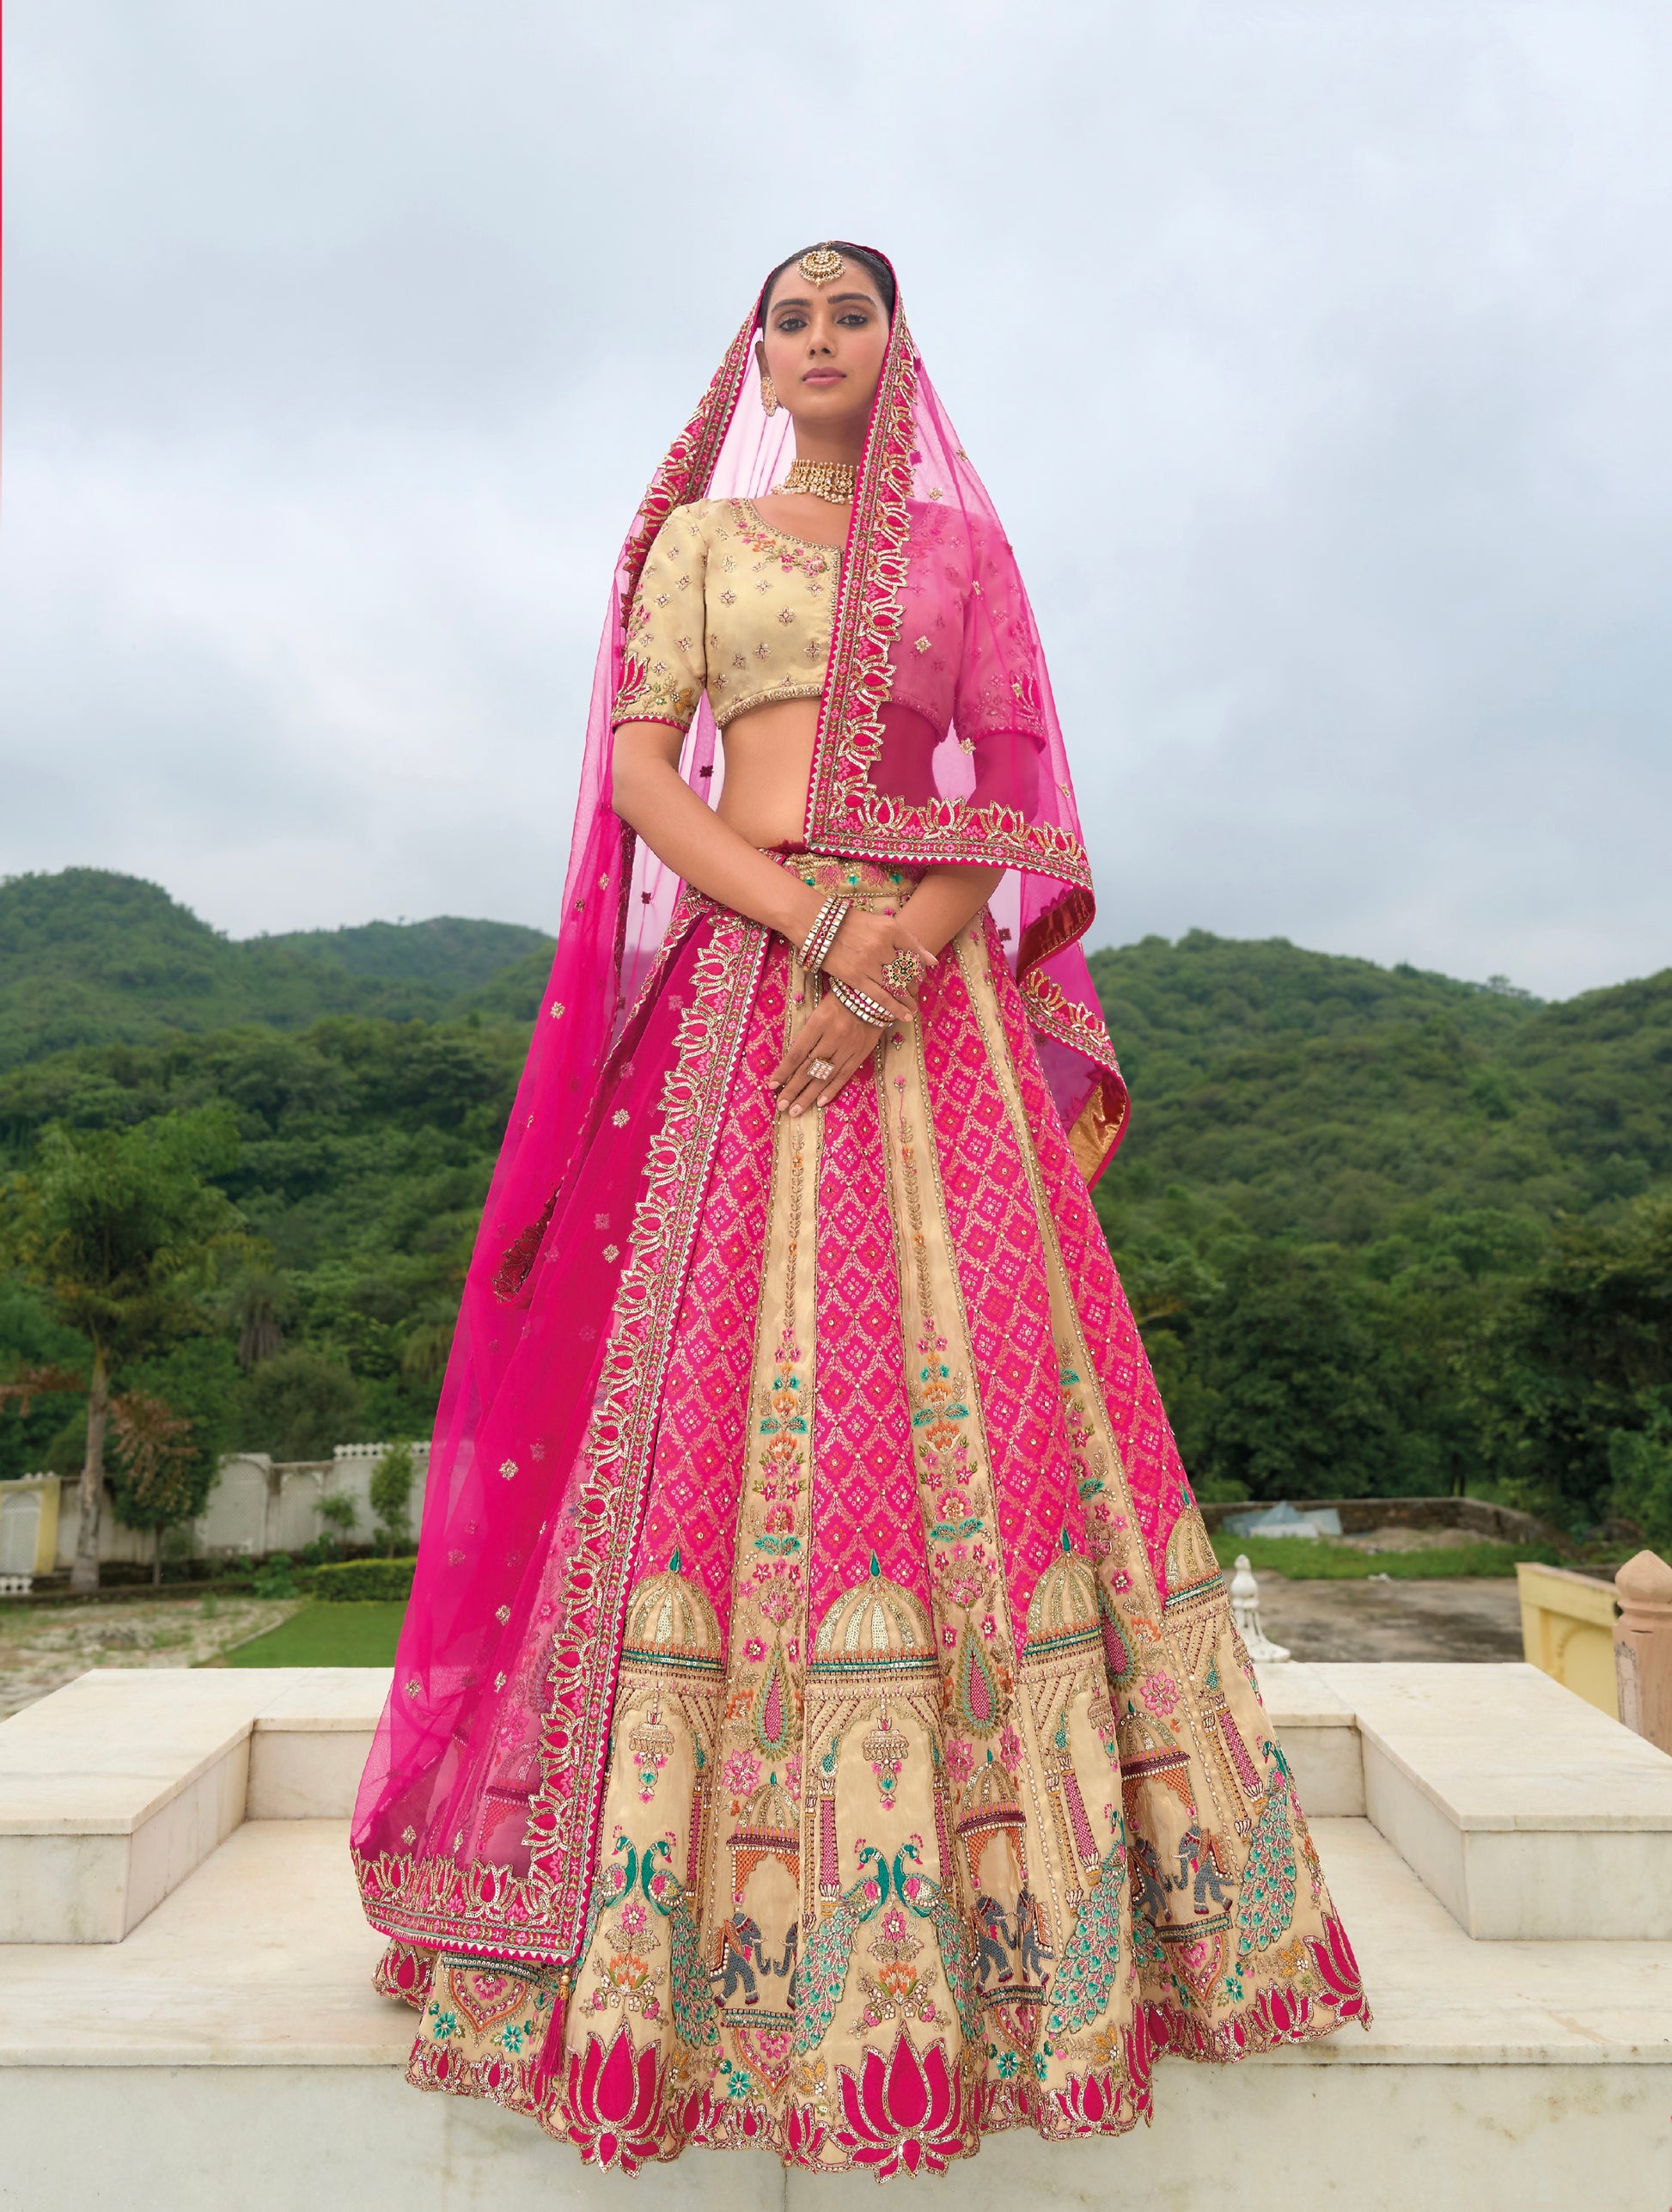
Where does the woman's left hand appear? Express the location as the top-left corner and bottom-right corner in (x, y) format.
(771, 995), (894, 1117)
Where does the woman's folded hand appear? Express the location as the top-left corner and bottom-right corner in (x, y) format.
(820, 908), (937, 1023)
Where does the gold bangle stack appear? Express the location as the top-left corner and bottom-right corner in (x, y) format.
(796, 896), (850, 973)
(829, 977), (892, 1029)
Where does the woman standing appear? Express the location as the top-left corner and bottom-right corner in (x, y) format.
(352, 241), (1368, 2176)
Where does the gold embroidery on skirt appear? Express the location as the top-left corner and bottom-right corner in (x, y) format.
(954, 921), (1346, 2053)
(409, 885), (1366, 2171)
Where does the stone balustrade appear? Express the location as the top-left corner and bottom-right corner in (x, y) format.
(1516, 1559), (1619, 1719)
(1614, 1549), (1672, 1756)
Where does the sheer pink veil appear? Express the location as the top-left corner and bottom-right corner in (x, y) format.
(351, 249), (1127, 1966)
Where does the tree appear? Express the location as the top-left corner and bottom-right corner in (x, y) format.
(315, 1488), (359, 1556)
(369, 1439), (417, 1555)
(1187, 1244), (1404, 1500)
(0, 1106), (244, 1591)
(228, 1270), (289, 1369)
(237, 1346), (363, 1462)
(107, 1392), (198, 1586)
(1469, 1201), (1672, 1527)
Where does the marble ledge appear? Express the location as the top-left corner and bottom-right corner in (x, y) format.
(0, 1670), (393, 1827)
(1316, 1661), (1643, 1737)
(249, 1670), (391, 1730)
(1363, 1732), (1672, 1832)
(1252, 1660), (1357, 1728)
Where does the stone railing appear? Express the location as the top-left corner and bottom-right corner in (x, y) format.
(1614, 1549), (1672, 1756)
(1517, 1548), (1672, 1758)
(1516, 1560), (1620, 1720)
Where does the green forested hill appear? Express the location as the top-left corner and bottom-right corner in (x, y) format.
(261, 914), (552, 993)
(0, 870), (554, 1068)
(1, 900), (1668, 1539)
(1088, 932), (1672, 1520)
(1088, 932), (1670, 1243)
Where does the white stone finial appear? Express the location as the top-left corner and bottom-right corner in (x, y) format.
(1230, 1553), (1290, 1664)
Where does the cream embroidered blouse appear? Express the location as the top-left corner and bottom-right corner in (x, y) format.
(612, 499), (839, 734)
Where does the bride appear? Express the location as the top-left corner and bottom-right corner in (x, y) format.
(351, 240), (1368, 2176)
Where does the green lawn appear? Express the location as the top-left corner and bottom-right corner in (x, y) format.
(217, 1601), (408, 1666)
(1208, 1532), (1559, 1580)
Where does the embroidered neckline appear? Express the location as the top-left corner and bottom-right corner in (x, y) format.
(734, 499), (846, 560)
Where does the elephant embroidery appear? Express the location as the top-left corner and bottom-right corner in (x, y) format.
(973, 1894), (1015, 1991)
(974, 1888), (1053, 1995)
(712, 1912), (763, 2004)
(1174, 1825), (1230, 1917)
(1130, 1834), (1171, 1928)
(1013, 1886), (1053, 1983)
(777, 1922), (799, 2003)
(711, 1913), (799, 2007)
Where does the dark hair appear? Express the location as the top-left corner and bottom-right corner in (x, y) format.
(761, 241), (897, 320)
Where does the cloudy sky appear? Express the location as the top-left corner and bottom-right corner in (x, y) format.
(3, 0), (1669, 999)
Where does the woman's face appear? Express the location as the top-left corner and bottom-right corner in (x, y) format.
(757, 263), (891, 441)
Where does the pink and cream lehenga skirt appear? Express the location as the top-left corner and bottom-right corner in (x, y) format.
(363, 857), (1369, 2176)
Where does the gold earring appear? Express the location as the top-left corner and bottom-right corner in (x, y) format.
(760, 375), (778, 416)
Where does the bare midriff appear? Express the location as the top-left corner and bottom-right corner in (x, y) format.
(713, 695), (822, 849)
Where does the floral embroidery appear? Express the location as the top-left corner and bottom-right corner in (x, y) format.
(731, 507), (834, 577)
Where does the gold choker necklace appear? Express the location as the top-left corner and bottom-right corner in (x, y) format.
(779, 457), (857, 504)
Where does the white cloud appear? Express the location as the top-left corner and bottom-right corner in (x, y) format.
(3, 0), (1669, 994)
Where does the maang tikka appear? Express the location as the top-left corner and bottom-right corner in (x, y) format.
(798, 242), (845, 285)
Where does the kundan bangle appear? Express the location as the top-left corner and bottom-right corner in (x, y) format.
(796, 896), (851, 974)
(828, 977), (893, 1029)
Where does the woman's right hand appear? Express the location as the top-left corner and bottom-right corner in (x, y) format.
(821, 908), (938, 1022)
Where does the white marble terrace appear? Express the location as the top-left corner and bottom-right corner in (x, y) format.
(1, 1661), (1668, 2208)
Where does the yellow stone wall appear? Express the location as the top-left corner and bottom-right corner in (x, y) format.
(1516, 1561), (1619, 1720)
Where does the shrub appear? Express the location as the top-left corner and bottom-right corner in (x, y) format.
(252, 1551), (300, 1598)
(1608, 1393), (1672, 1547)
(301, 1555), (416, 1603)
(317, 1490), (359, 1537)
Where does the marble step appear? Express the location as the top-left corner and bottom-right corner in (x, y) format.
(1310, 1662), (1672, 1940)
(0, 1663), (1358, 1945)
(0, 1669), (384, 1943)
(5, 1661), (1670, 1945)
(0, 1816), (1664, 2211)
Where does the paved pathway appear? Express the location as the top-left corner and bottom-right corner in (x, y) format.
(0, 1594), (304, 1720)
(1251, 1572), (1525, 1664)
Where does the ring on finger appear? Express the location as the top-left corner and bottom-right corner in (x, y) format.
(807, 1057), (837, 1082)
(882, 948), (922, 995)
